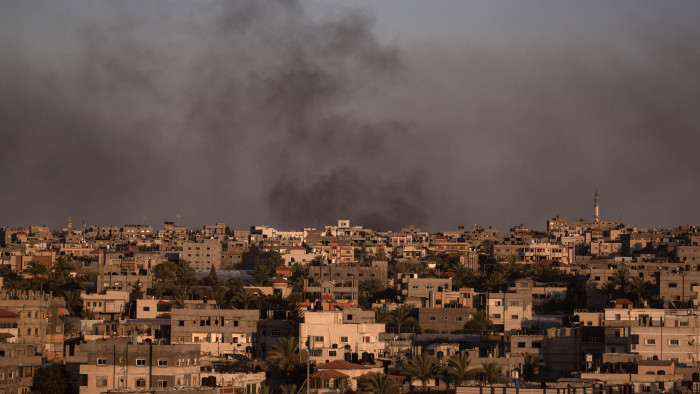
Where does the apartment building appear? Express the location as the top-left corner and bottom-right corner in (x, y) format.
(0, 290), (66, 361)
(0, 343), (43, 394)
(180, 238), (222, 270)
(68, 339), (200, 394)
(418, 308), (472, 333)
(82, 290), (130, 320)
(397, 274), (451, 302)
(170, 301), (259, 357)
(299, 310), (385, 364)
(486, 291), (533, 333)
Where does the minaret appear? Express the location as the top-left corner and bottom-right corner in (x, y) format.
(67, 216), (73, 233)
(593, 191), (600, 224)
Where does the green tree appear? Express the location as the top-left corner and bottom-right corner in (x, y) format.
(26, 261), (49, 292)
(279, 384), (297, 394)
(401, 352), (439, 392)
(60, 288), (83, 316)
(445, 352), (473, 388)
(252, 265), (269, 286)
(203, 265), (221, 286)
(374, 307), (391, 324)
(611, 268), (630, 290)
(522, 354), (546, 382)
(389, 306), (418, 334)
(483, 270), (509, 291)
(267, 252), (285, 270)
(357, 372), (400, 394)
(31, 363), (70, 394)
(473, 362), (509, 385)
(266, 337), (302, 378)
(232, 287), (259, 309)
(626, 276), (651, 307)
(463, 309), (495, 333)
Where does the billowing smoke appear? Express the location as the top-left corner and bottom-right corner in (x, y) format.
(0, 1), (426, 231)
(2, 1), (700, 231)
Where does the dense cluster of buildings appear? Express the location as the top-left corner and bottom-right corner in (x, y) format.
(3, 193), (700, 393)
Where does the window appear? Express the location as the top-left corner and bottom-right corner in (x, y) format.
(429, 316), (436, 321)
(669, 339), (680, 346)
(340, 337), (348, 343)
(97, 358), (107, 365)
(143, 307), (150, 311)
(669, 283), (678, 288)
(271, 330), (281, 337)
(158, 380), (167, 388)
(136, 378), (146, 387)
(511, 315), (519, 320)
(96, 377), (108, 387)
(645, 339), (656, 345)
(314, 336), (324, 343)
(329, 350), (336, 357)
(347, 314), (353, 321)
(0, 369), (4, 379)
(158, 359), (168, 366)
(680, 321), (689, 327)
(178, 337), (184, 343)
(493, 314), (501, 319)
(246, 384), (258, 394)
(532, 342), (542, 348)
(517, 342), (526, 348)
(136, 359), (146, 366)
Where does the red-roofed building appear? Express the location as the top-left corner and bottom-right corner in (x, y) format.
(0, 308), (18, 343)
(312, 360), (383, 392)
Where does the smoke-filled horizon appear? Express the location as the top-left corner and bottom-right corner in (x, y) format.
(2, 1), (700, 232)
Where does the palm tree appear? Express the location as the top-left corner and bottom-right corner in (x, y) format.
(445, 352), (472, 388)
(358, 372), (399, 394)
(483, 270), (508, 292)
(474, 362), (509, 385)
(252, 265), (269, 286)
(627, 276), (651, 308)
(374, 307), (390, 324)
(598, 281), (619, 302)
(522, 354), (546, 382)
(389, 306), (418, 334)
(26, 261), (49, 291)
(267, 252), (285, 270)
(232, 288), (259, 310)
(60, 289), (82, 316)
(279, 384), (297, 394)
(463, 309), (495, 333)
(612, 268), (630, 290)
(401, 352), (439, 392)
(257, 385), (272, 394)
(266, 337), (301, 376)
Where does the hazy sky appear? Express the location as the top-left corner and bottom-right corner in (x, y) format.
(1, 1), (699, 232)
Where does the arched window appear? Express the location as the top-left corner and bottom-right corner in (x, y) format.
(8, 369), (14, 379)
(657, 370), (666, 375)
(136, 378), (146, 387)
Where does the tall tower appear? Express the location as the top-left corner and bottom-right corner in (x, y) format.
(67, 216), (73, 233)
(593, 191), (600, 224)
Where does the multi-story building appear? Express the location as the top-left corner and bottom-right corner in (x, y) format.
(397, 274), (451, 302)
(170, 301), (259, 357)
(180, 238), (222, 270)
(0, 290), (66, 361)
(308, 262), (388, 289)
(0, 343), (43, 394)
(82, 290), (130, 320)
(68, 338), (200, 394)
(486, 291), (532, 333)
(299, 310), (385, 364)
